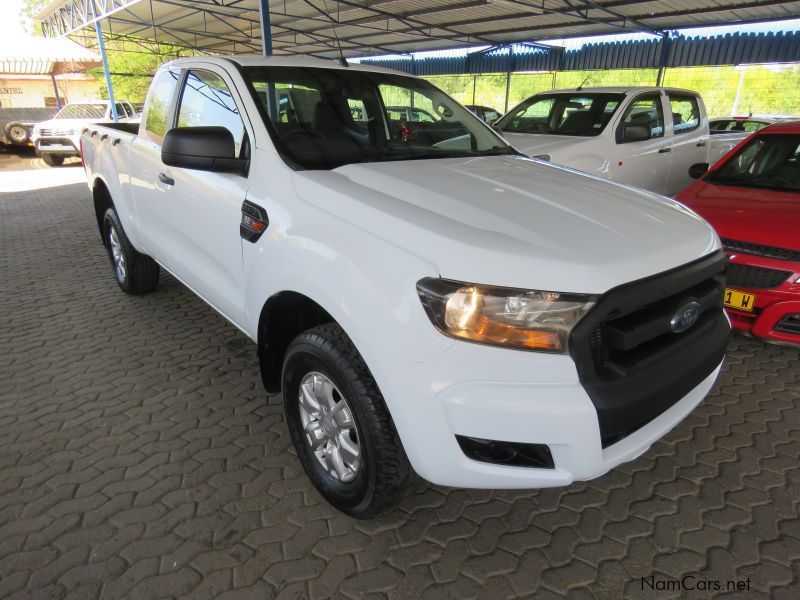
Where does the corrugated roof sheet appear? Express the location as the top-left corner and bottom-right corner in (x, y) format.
(360, 31), (800, 75)
(36, 0), (800, 59)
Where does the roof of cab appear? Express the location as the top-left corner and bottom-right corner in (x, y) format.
(757, 120), (800, 134)
(164, 54), (406, 76)
(546, 86), (699, 95)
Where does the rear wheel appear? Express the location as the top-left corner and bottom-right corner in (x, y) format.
(42, 154), (64, 167)
(102, 208), (160, 294)
(282, 323), (413, 519)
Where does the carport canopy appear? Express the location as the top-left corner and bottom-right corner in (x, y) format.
(36, 0), (800, 59)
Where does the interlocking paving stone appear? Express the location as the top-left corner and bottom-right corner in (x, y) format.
(1, 183), (799, 598)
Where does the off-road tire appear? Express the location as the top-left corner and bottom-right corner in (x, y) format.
(102, 208), (160, 294)
(282, 323), (414, 518)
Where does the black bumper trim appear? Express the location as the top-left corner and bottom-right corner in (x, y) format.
(569, 251), (729, 447)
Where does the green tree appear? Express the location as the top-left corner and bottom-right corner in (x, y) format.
(21, 0), (49, 34)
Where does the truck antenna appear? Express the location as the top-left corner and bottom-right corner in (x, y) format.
(577, 75), (591, 91)
(321, 0), (348, 67)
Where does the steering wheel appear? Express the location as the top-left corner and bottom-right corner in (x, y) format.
(282, 129), (324, 142)
(521, 122), (546, 132)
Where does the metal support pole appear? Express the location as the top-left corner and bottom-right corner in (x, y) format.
(258, 0), (277, 120)
(258, 0), (273, 56)
(94, 19), (118, 123)
(504, 47), (514, 113)
(472, 75), (476, 105)
(50, 74), (63, 110)
(656, 34), (670, 86)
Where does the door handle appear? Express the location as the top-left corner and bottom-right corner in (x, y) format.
(658, 147), (672, 153)
(158, 172), (174, 186)
(696, 141), (707, 147)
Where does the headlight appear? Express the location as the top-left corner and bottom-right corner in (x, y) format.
(417, 278), (595, 353)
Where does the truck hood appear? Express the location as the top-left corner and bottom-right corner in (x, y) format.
(33, 118), (99, 133)
(293, 155), (718, 294)
(677, 180), (800, 252)
(501, 132), (591, 157)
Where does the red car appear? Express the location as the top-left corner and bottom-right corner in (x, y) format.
(676, 120), (800, 346)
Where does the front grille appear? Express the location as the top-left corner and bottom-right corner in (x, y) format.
(775, 314), (800, 336)
(727, 263), (791, 290)
(570, 252), (729, 448)
(39, 128), (77, 137)
(722, 238), (800, 263)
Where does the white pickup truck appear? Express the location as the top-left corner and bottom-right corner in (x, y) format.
(32, 100), (138, 166)
(81, 56), (729, 518)
(496, 87), (711, 196)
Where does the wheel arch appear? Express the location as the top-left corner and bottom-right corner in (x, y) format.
(257, 290), (336, 393)
(92, 177), (114, 246)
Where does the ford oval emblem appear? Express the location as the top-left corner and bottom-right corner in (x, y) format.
(670, 301), (702, 333)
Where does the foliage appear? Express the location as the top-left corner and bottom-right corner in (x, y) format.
(86, 41), (193, 103)
(425, 64), (800, 118)
(21, 0), (49, 34)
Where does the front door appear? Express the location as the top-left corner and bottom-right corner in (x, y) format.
(612, 92), (672, 195)
(153, 67), (251, 326)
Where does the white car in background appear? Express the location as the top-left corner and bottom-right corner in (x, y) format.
(707, 114), (799, 164)
(31, 100), (139, 166)
(496, 86), (710, 196)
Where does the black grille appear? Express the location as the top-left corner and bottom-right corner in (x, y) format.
(456, 436), (554, 469)
(570, 252), (729, 448)
(722, 238), (800, 263)
(727, 263), (791, 290)
(775, 314), (800, 336)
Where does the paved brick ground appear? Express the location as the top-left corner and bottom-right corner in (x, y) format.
(1, 184), (799, 599)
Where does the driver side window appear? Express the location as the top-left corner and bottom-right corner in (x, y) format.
(618, 94), (664, 142)
(177, 69), (246, 156)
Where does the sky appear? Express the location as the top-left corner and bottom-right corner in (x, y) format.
(2, 0), (32, 39)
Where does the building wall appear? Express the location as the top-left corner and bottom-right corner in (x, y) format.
(0, 74), (99, 108)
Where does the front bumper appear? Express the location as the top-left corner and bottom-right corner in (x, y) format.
(369, 339), (721, 489)
(725, 254), (800, 346)
(33, 135), (81, 157)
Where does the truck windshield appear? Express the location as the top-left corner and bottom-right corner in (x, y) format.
(496, 93), (624, 136)
(241, 66), (514, 170)
(56, 104), (106, 119)
(707, 134), (800, 192)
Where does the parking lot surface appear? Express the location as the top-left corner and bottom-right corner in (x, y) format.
(1, 183), (799, 599)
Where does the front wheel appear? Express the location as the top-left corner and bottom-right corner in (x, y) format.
(282, 323), (413, 519)
(41, 154), (64, 167)
(102, 208), (160, 294)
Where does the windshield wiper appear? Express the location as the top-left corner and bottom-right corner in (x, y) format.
(709, 176), (800, 192)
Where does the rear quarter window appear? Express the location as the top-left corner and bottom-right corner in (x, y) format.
(142, 68), (181, 144)
(669, 94), (701, 134)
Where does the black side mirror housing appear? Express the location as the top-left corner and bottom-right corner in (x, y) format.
(621, 124), (650, 143)
(162, 126), (248, 175)
(688, 162), (710, 179)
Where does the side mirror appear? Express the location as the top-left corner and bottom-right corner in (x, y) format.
(622, 124), (650, 143)
(688, 162), (710, 179)
(162, 126), (248, 175)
